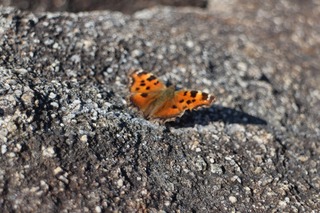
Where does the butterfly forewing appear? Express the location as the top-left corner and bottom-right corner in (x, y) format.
(130, 69), (166, 93)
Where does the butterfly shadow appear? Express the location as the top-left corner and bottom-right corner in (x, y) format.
(166, 105), (268, 128)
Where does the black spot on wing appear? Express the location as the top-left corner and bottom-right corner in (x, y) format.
(183, 91), (188, 96)
(172, 105), (177, 109)
(146, 86), (150, 90)
(135, 87), (140, 91)
(202, 93), (208, 100)
(190, 91), (198, 98)
(140, 83), (146, 86)
(141, 93), (148, 98)
(154, 81), (159, 85)
(186, 100), (192, 105)
(147, 75), (156, 81)
(179, 99), (184, 103)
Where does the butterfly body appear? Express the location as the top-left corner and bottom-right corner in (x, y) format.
(129, 69), (216, 121)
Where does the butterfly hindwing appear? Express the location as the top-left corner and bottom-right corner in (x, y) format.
(174, 90), (215, 111)
(150, 90), (215, 119)
(130, 92), (160, 112)
(150, 98), (183, 119)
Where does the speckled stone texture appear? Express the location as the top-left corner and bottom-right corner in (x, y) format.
(0, 1), (319, 212)
(0, 0), (207, 13)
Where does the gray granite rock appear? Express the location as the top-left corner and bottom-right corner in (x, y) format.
(0, 1), (319, 212)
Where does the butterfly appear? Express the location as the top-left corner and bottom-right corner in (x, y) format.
(129, 69), (216, 122)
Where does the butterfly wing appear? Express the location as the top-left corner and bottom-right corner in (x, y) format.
(129, 69), (166, 93)
(129, 69), (166, 112)
(151, 90), (216, 119)
(130, 92), (161, 112)
(174, 90), (216, 110)
(150, 98), (183, 118)
(129, 69), (216, 121)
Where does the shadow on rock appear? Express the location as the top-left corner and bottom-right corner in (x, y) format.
(167, 105), (268, 128)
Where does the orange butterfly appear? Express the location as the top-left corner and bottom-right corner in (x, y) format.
(129, 69), (216, 122)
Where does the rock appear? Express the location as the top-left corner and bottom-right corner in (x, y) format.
(0, 1), (319, 212)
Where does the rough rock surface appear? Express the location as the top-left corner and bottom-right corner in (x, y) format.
(0, 1), (319, 212)
(0, 0), (207, 13)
